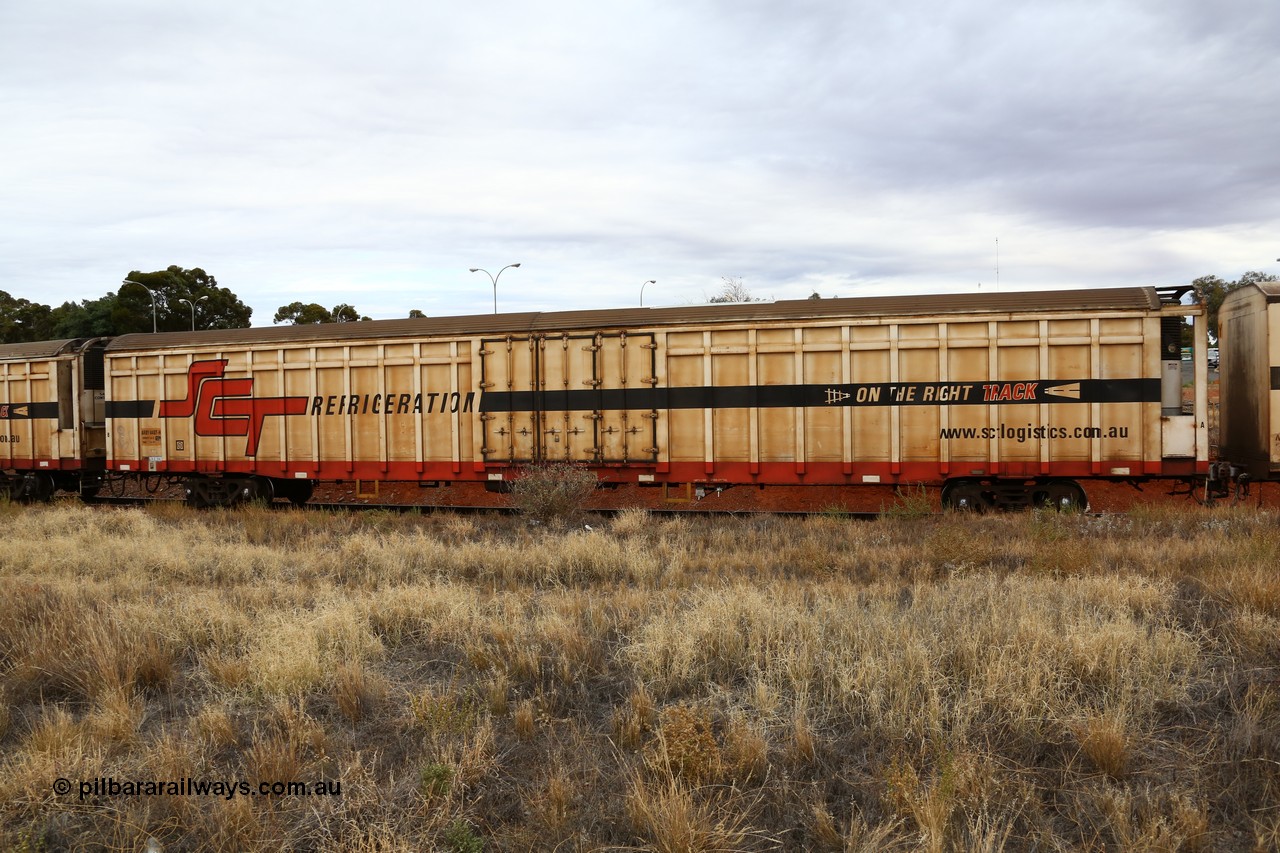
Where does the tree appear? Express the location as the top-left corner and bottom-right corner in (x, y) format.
(119, 266), (252, 332)
(408, 309), (427, 319)
(709, 277), (761, 304)
(1191, 270), (1278, 342)
(274, 302), (371, 324)
(0, 290), (55, 343)
(49, 294), (118, 339)
(274, 302), (333, 324)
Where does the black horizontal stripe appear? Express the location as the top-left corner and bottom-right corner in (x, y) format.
(105, 400), (156, 418)
(478, 378), (1160, 413)
(0, 401), (59, 420)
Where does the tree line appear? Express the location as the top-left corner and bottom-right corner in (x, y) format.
(0, 266), (385, 344)
(0, 267), (249, 342)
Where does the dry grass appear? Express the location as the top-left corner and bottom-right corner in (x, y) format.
(0, 501), (1277, 850)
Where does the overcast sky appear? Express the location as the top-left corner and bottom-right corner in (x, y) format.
(2, 0), (1278, 324)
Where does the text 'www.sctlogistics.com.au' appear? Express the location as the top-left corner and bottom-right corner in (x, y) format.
(939, 424), (1131, 442)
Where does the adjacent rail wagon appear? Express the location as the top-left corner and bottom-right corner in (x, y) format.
(90, 285), (1209, 509)
(0, 338), (107, 500)
(1218, 283), (1280, 482)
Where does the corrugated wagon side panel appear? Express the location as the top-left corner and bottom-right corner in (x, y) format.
(1098, 317), (1150, 468)
(665, 331), (706, 465)
(106, 354), (160, 472)
(313, 348), (348, 472)
(850, 326), (892, 465)
(384, 358), (416, 464)
(1, 358), (61, 469)
(944, 323), (992, 466)
(31, 364), (55, 464)
(899, 333), (942, 464)
(351, 363), (382, 469)
(710, 332), (749, 463)
(247, 349), (284, 463)
(757, 347), (794, 463)
(1045, 328), (1091, 462)
(161, 354), (197, 471)
(994, 331), (1040, 470)
(420, 357), (456, 463)
(802, 331), (844, 465)
(283, 350), (317, 469)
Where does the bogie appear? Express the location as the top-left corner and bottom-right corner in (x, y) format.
(943, 478), (1086, 512)
(183, 475), (309, 509)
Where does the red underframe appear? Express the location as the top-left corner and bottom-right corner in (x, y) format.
(3, 458), (85, 471)
(107, 457), (1208, 483)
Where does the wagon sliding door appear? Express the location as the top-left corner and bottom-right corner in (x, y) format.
(566, 332), (658, 465)
(479, 336), (539, 462)
(479, 331), (658, 465)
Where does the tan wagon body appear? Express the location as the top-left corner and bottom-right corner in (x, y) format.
(101, 286), (1207, 507)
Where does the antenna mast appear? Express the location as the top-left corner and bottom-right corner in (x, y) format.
(995, 238), (1000, 291)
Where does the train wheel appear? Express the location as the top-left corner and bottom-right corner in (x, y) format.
(184, 477), (212, 509)
(1039, 480), (1086, 512)
(942, 480), (987, 512)
(238, 476), (275, 505)
(17, 472), (55, 503)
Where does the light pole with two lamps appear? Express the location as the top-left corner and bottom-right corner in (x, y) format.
(468, 263), (521, 314)
(178, 295), (209, 331)
(122, 279), (157, 333)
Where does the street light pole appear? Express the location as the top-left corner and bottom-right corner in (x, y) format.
(122, 279), (157, 333)
(640, 280), (655, 307)
(178, 295), (209, 331)
(468, 263), (521, 314)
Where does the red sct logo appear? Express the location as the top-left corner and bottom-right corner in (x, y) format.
(158, 360), (309, 456)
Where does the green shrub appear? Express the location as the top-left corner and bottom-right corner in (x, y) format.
(419, 763), (454, 798)
(508, 462), (597, 527)
(443, 818), (483, 853)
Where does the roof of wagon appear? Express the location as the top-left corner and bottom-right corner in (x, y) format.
(104, 286), (1164, 352)
(0, 339), (86, 360)
(1220, 282), (1280, 309)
